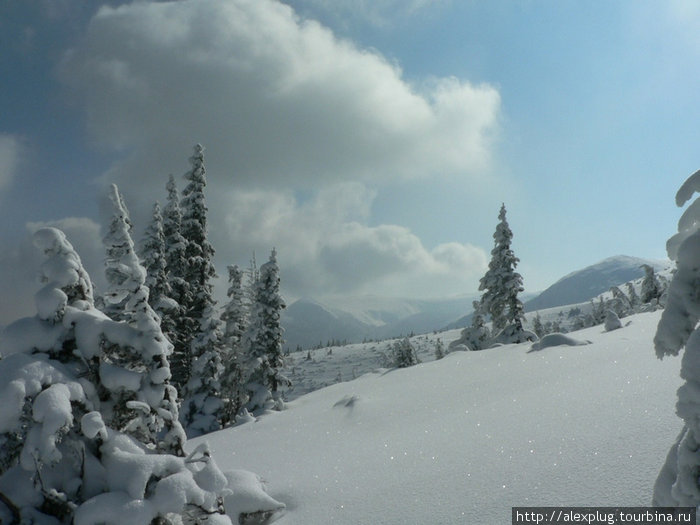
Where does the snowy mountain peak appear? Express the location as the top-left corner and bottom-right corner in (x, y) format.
(525, 255), (669, 312)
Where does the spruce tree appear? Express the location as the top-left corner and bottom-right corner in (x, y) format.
(626, 282), (640, 311)
(532, 312), (545, 338)
(434, 338), (446, 360)
(139, 201), (178, 345)
(0, 227), (233, 523)
(102, 184), (186, 453)
(162, 174), (190, 393)
(179, 144), (224, 435)
(641, 264), (662, 304)
(392, 337), (419, 368)
(220, 264), (248, 426)
(478, 204), (525, 336)
(653, 170), (700, 507)
(243, 249), (288, 413)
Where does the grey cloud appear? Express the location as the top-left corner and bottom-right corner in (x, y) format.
(0, 134), (21, 195)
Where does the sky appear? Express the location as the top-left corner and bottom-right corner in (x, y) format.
(1, 0), (698, 324)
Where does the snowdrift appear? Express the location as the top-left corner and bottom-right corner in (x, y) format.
(193, 310), (682, 524)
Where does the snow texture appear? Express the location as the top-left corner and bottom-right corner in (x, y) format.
(528, 333), (591, 352)
(195, 311), (680, 524)
(604, 309), (622, 331)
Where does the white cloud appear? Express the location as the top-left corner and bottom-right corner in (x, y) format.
(60, 0), (499, 190)
(0, 134), (22, 195)
(57, 0), (498, 301)
(218, 183), (487, 299)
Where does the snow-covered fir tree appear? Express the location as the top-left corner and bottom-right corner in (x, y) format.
(452, 300), (491, 351)
(101, 185), (136, 321)
(532, 312), (545, 338)
(604, 309), (622, 332)
(392, 337), (419, 368)
(179, 144), (225, 436)
(609, 285), (631, 318)
(434, 338), (446, 360)
(625, 282), (640, 310)
(162, 174), (191, 393)
(0, 227), (232, 524)
(243, 249), (289, 413)
(101, 184), (185, 454)
(220, 264), (248, 426)
(653, 169), (700, 507)
(139, 201), (178, 346)
(641, 264), (662, 304)
(478, 204), (526, 340)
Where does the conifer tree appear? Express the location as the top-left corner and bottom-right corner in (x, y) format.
(641, 264), (662, 304)
(653, 170), (700, 507)
(220, 264), (248, 426)
(392, 337), (419, 368)
(609, 285), (631, 317)
(0, 227), (233, 523)
(456, 300), (492, 350)
(478, 204), (525, 336)
(102, 184), (186, 453)
(179, 144), (224, 435)
(626, 282), (640, 310)
(434, 338), (446, 360)
(139, 201), (178, 345)
(532, 312), (545, 338)
(244, 249), (288, 413)
(162, 174), (190, 393)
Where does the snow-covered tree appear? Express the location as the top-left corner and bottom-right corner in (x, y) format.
(641, 264), (662, 304)
(653, 170), (700, 507)
(590, 297), (607, 326)
(220, 265), (248, 426)
(609, 285), (631, 318)
(392, 337), (419, 368)
(162, 174), (191, 393)
(604, 309), (622, 332)
(532, 312), (545, 338)
(179, 144), (225, 435)
(139, 201), (178, 344)
(434, 338), (446, 360)
(243, 249), (289, 414)
(478, 204), (526, 336)
(626, 282), (641, 311)
(452, 301), (491, 351)
(0, 227), (234, 524)
(101, 184), (186, 454)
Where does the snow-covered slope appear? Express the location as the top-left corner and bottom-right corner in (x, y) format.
(524, 255), (669, 312)
(193, 310), (682, 524)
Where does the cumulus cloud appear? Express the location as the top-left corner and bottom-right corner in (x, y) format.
(60, 0), (499, 190)
(218, 183), (487, 299)
(0, 134), (22, 195)
(57, 0), (498, 302)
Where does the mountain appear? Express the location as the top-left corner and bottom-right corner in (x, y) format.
(524, 255), (669, 312)
(282, 294), (479, 350)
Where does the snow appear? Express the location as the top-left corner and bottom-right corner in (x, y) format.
(223, 470), (286, 522)
(528, 333), (591, 352)
(193, 310), (682, 524)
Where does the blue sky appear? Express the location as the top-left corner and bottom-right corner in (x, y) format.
(0, 0), (697, 323)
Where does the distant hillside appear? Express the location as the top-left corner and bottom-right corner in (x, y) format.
(283, 255), (671, 348)
(524, 255), (669, 312)
(282, 294), (479, 350)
